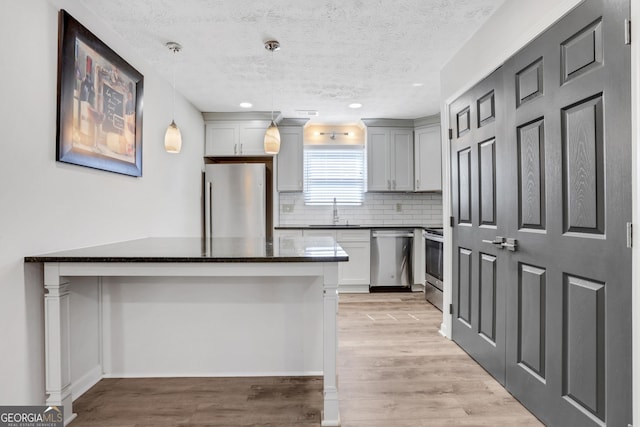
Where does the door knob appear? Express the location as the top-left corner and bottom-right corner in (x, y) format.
(501, 238), (518, 252)
(482, 236), (505, 248)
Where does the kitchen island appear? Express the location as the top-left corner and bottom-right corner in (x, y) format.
(25, 237), (347, 426)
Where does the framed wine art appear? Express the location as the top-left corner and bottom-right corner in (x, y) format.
(56, 10), (144, 177)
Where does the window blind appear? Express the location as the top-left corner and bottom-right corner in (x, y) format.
(303, 146), (364, 205)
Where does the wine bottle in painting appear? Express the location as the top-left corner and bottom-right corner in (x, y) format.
(79, 55), (95, 146)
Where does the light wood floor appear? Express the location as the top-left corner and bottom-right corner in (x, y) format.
(72, 292), (543, 426)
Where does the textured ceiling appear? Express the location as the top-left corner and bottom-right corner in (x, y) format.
(79, 0), (506, 124)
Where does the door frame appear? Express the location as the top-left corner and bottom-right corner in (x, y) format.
(439, 0), (640, 423)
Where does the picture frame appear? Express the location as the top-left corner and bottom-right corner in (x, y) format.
(56, 10), (143, 177)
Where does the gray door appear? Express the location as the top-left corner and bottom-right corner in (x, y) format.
(450, 0), (631, 425)
(450, 67), (507, 384)
(502, 0), (631, 425)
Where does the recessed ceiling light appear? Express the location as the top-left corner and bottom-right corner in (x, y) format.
(412, 83), (424, 87)
(240, 102), (252, 108)
(348, 103), (362, 109)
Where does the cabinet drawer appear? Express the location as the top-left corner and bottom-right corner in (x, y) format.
(303, 229), (337, 238)
(273, 230), (303, 239)
(336, 229), (370, 242)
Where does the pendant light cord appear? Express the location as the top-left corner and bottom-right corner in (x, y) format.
(264, 40), (279, 123)
(166, 42), (182, 121)
(172, 53), (176, 120)
(270, 48), (274, 122)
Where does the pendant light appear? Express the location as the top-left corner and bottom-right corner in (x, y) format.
(164, 42), (182, 153)
(264, 40), (280, 154)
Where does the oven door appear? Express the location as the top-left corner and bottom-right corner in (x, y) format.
(424, 231), (444, 310)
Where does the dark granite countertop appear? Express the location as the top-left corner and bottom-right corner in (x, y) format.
(275, 225), (442, 230)
(24, 237), (348, 263)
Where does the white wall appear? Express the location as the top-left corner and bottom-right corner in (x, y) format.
(0, 0), (204, 405)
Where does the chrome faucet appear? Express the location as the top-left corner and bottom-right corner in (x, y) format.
(332, 197), (339, 225)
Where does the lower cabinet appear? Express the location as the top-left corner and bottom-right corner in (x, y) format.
(335, 230), (370, 293)
(273, 229), (303, 239)
(274, 229), (370, 293)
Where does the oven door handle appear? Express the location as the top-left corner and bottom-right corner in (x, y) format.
(424, 233), (444, 243)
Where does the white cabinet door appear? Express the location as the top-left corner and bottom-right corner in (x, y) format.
(366, 127), (414, 192)
(239, 123), (269, 155)
(414, 125), (442, 192)
(337, 241), (371, 286)
(390, 129), (414, 191)
(205, 123), (239, 156)
(302, 229), (336, 238)
(277, 127), (303, 192)
(204, 121), (270, 156)
(336, 229), (371, 292)
(273, 229), (303, 239)
(367, 129), (391, 191)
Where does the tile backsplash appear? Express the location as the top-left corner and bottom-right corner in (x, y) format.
(278, 192), (443, 226)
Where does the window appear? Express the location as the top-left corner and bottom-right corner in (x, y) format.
(303, 146), (365, 205)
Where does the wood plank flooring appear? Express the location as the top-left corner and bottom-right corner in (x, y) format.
(72, 292), (542, 426)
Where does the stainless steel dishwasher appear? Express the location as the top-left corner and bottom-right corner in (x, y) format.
(370, 229), (414, 289)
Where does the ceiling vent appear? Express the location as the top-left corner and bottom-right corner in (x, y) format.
(295, 110), (319, 117)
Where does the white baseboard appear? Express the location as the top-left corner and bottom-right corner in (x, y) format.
(71, 365), (102, 401)
(338, 284), (369, 293)
(439, 322), (451, 339)
(102, 371), (323, 378)
(411, 284), (425, 292)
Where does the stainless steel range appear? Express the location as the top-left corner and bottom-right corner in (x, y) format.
(423, 228), (443, 310)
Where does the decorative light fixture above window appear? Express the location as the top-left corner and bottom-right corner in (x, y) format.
(319, 131), (351, 140)
(264, 40), (281, 154)
(164, 41), (182, 153)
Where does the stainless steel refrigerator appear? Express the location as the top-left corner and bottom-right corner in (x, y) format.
(204, 163), (266, 238)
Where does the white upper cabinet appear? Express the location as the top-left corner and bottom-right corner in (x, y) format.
(367, 129), (390, 191)
(205, 121), (269, 156)
(366, 125), (414, 192)
(203, 113), (282, 157)
(414, 125), (442, 192)
(276, 119), (307, 192)
(391, 128), (414, 191)
(239, 123), (270, 155)
(205, 122), (239, 156)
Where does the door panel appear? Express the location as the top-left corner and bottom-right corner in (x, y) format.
(517, 118), (546, 230)
(479, 253), (497, 342)
(457, 248), (472, 325)
(563, 275), (605, 420)
(451, 0), (631, 425)
(478, 139), (496, 226)
(450, 67), (507, 384)
(518, 263), (546, 379)
(562, 94), (604, 234)
(457, 148), (472, 224)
